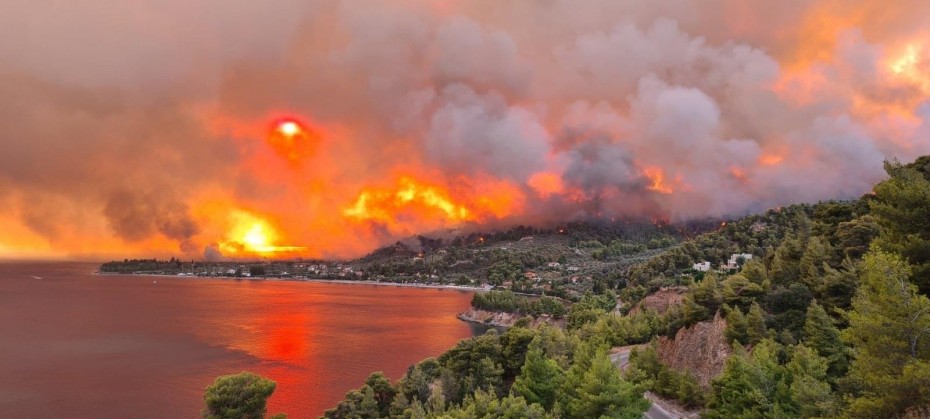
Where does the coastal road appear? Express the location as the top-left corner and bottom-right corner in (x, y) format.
(610, 346), (684, 419)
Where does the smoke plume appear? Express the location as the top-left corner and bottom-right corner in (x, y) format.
(1, 0), (929, 259)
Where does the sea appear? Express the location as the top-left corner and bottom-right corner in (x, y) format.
(0, 261), (483, 418)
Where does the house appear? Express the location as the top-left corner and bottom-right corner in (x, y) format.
(692, 261), (711, 272)
(524, 271), (539, 280)
(727, 253), (753, 269)
(566, 266), (580, 272)
(547, 262), (561, 268)
(520, 236), (534, 242)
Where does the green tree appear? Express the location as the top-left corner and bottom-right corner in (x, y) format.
(746, 302), (768, 345)
(802, 301), (847, 379)
(842, 251), (930, 417)
(869, 160), (930, 294)
(202, 372), (279, 419)
(562, 345), (649, 418)
(724, 305), (749, 345)
(511, 342), (566, 410)
(799, 236), (832, 288)
(722, 274), (765, 308)
(786, 345), (837, 418)
(705, 340), (793, 418)
(363, 372), (396, 416)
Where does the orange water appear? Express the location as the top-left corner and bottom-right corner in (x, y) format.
(0, 262), (480, 418)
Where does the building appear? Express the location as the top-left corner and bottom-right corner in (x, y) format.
(692, 261), (711, 272)
(547, 262), (561, 268)
(727, 253), (753, 269)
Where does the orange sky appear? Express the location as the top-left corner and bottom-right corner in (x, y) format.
(1, 0), (929, 260)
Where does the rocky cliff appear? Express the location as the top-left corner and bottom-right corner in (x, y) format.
(657, 311), (731, 389)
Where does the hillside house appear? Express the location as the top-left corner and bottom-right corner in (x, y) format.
(692, 261), (711, 272)
(727, 253), (753, 269)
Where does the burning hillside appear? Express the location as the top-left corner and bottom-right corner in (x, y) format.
(1, 1), (929, 259)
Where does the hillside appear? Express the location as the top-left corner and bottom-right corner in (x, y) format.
(321, 156), (930, 419)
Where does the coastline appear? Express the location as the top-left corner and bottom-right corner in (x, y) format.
(96, 271), (491, 292)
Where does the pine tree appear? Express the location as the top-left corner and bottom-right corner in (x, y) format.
(724, 305), (749, 344)
(799, 236), (832, 288)
(746, 302), (768, 345)
(565, 348), (650, 418)
(511, 342), (565, 410)
(843, 251), (930, 417)
(802, 301), (847, 379)
(869, 160), (930, 294)
(786, 345), (837, 418)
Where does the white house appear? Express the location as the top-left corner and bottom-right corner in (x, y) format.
(692, 261), (711, 272)
(547, 262), (561, 268)
(727, 253), (753, 269)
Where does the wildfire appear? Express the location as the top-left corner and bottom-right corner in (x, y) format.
(344, 177), (473, 224)
(528, 172), (565, 198)
(643, 166), (673, 194)
(220, 211), (305, 255)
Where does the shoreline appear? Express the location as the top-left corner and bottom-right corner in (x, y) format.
(96, 271), (492, 292)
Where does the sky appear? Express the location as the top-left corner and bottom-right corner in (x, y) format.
(1, 0), (929, 260)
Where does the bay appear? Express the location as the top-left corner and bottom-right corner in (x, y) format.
(0, 262), (480, 418)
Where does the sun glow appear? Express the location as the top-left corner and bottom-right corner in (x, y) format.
(277, 121), (302, 137)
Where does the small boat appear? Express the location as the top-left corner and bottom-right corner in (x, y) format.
(152, 280), (157, 284)
(30, 275), (43, 280)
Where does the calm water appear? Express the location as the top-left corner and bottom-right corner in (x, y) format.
(0, 262), (481, 418)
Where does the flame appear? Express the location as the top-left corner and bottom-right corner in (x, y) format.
(344, 176), (472, 224)
(342, 175), (524, 234)
(643, 166), (673, 194)
(528, 172), (565, 198)
(220, 211), (305, 256)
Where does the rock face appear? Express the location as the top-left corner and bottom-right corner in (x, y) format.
(628, 286), (687, 316)
(456, 309), (564, 328)
(657, 312), (731, 389)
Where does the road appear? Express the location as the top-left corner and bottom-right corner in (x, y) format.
(610, 346), (685, 419)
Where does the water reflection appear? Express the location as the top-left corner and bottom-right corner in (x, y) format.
(0, 264), (477, 418)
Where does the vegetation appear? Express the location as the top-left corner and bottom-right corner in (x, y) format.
(471, 291), (567, 318)
(202, 372), (283, 419)
(322, 326), (648, 419)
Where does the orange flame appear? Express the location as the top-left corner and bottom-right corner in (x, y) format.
(220, 211), (305, 256)
(528, 171), (565, 198)
(344, 177), (472, 224)
(643, 166), (673, 194)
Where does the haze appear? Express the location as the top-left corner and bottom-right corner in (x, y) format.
(2, 0), (929, 260)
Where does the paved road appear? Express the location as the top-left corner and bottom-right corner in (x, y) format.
(610, 347), (681, 419)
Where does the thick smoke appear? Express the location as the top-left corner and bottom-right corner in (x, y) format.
(1, 0), (929, 258)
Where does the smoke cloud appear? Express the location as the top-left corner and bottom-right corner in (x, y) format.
(1, 0), (929, 259)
